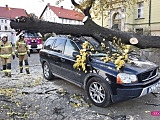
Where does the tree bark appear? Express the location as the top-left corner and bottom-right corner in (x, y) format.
(10, 16), (160, 48)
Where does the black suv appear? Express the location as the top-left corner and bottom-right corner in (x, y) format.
(39, 35), (160, 107)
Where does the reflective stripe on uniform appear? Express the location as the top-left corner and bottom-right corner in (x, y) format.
(15, 42), (27, 48)
(3, 69), (11, 73)
(6, 69), (11, 72)
(0, 45), (12, 48)
(3, 69), (7, 72)
(17, 42), (26, 45)
(25, 66), (29, 69)
(0, 54), (11, 58)
(18, 52), (27, 55)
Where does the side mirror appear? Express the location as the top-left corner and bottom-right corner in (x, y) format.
(72, 51), (79, 58)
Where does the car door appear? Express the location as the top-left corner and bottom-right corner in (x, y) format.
(60, 39), (86, 85)
(49, 37), (67, 76)
(41, 38), (55, 66)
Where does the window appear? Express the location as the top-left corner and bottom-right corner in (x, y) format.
(1, 20), (3, 23)
(53, 17), (55, 22)
(5, 20), (7, 23)
(114, 13), (121, 20)
(5, 26), (8, 30)
(44, 39), (55, 50)
(65, 19), (67, 23)
(64, 39), (79, 57)
(62, 19), (64, 23)
(135, 28), (143, 35)
(121, 7), (126, 12)
(24, 32), (41, 38)
(137, 2), (144, 18)
(112, 13), (121, 30)
(53, 38), (66, 53)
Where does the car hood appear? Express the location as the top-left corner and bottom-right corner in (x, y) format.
(90, 57), (158, 75)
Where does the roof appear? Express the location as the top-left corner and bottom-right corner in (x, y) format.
(0, 5), (27, 19)
(40, 3), (85, 21)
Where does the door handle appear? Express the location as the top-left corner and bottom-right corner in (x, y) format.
(48, 54), (51, 57)
(61, 58), (65, 62)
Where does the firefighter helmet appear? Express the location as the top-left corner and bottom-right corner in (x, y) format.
(19, 33), (25, 39)
(1, 34), (8, 39)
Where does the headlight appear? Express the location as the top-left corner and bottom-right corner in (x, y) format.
(117, 73), (138, 84)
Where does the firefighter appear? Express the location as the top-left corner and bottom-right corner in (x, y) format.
(0, 34), (15, 77)
(15, 33), (30, 74)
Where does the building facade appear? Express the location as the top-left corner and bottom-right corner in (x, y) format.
(0, 18), (12, 38)
(39, 3), (85, 25)
(0, 5), (27, 44)
(95, 0), (160, 36)
(124, 0), (160, 36)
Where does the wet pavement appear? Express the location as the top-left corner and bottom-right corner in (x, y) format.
(0, 51), (160, 120)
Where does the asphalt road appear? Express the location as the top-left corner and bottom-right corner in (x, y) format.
(0, 51), (160, 120)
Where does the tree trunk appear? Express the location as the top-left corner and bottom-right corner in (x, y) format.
(10, 16), (160, 48)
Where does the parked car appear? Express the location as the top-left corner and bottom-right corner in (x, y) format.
(39, 35), (160, 107)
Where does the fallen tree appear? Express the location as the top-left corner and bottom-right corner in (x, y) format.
(10, 0), (160, 49)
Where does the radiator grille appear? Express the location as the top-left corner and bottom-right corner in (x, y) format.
(140, 68), (158, 82)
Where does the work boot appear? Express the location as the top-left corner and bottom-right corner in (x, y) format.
(5, 72), (8, 76)
(2, 73), (8, 77)
(20, 69), (23, 73)
(26, 69), (30, 74)
(8, 73), (11, 78)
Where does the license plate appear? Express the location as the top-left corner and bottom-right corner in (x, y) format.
(148, 81), (160, 93)
(31, 45), (37, 48)
(31, 40), (36, 42)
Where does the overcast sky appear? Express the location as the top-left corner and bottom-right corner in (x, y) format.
(0, 0), (75, 17)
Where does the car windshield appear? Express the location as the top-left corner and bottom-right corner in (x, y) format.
(75, 36), (101, 50)
(24, 32), (41, 38)
(77, 36), (120, 55)
(68, 35), (141, 59)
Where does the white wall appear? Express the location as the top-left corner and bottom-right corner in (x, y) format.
(42, 7), (83, 25)
(0, 18), (15, 44)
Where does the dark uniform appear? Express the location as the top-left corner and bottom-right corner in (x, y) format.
(0, 34), (15, 77)
(15, 34), (30, 74)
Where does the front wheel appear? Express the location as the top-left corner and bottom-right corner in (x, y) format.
(43, 62), (54, 80)
(37, 49), (40, 53)
(86, 77), (111, 107)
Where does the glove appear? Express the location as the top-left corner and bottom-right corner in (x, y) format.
(15, 53), (18, 58)
(12, 54), (15, 59)
(27, 51), (30, 57)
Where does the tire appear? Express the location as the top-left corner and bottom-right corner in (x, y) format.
(43, 62), (54, 80)
(37, 49), (40, 53)
(86, 77), (111, 107)
(30, 49), (33, 53)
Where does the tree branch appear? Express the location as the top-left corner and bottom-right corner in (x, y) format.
(10, 16), (160, 48)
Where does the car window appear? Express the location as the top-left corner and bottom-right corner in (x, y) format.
(75, 36), (100, 50)
(44, 39), (55, 50)
(64, 39), (79, 57)
(53, 38), (66, 53)
(24, 32), (41, 38)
